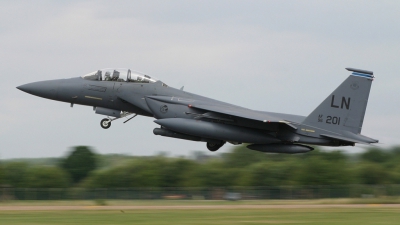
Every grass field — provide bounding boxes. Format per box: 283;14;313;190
1;208;400;225
2;199;400;224
0;197;400;207
2;198;400;206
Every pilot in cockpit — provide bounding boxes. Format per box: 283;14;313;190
97;70;102;81
104;71;111;81
111;70;120;81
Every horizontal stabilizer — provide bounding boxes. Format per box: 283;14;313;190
321;133;378;145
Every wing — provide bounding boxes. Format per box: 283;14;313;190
191;103;298;129
146;96;301;131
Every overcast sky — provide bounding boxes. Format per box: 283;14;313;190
1;0;399;159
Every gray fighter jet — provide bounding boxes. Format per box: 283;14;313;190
17;67;378;153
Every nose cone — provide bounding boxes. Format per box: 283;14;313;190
17;80;62;100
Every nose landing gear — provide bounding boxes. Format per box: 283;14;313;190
100;112;137;129
100;118;111;129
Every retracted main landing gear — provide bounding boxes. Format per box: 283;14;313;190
100;112;137;129
206;141;226;152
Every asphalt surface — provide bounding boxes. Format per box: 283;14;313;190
1;204;400;211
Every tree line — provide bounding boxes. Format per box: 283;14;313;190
1;145;400;188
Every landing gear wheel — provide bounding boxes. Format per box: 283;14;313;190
100;118;111;129
207;142;224;152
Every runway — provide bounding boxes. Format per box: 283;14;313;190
1;204;400;211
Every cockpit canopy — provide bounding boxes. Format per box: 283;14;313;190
82;68;159;84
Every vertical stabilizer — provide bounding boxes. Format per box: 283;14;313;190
303;68;374;134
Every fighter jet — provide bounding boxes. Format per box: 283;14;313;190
17;67;378;153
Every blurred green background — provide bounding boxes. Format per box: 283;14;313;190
2;145;400;200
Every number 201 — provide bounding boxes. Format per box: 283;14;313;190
326;116;340;125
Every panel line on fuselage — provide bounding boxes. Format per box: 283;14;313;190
85;96;103;100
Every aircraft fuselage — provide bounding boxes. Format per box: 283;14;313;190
17;67;378;153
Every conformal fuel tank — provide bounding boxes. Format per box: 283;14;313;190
154;118;280;144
